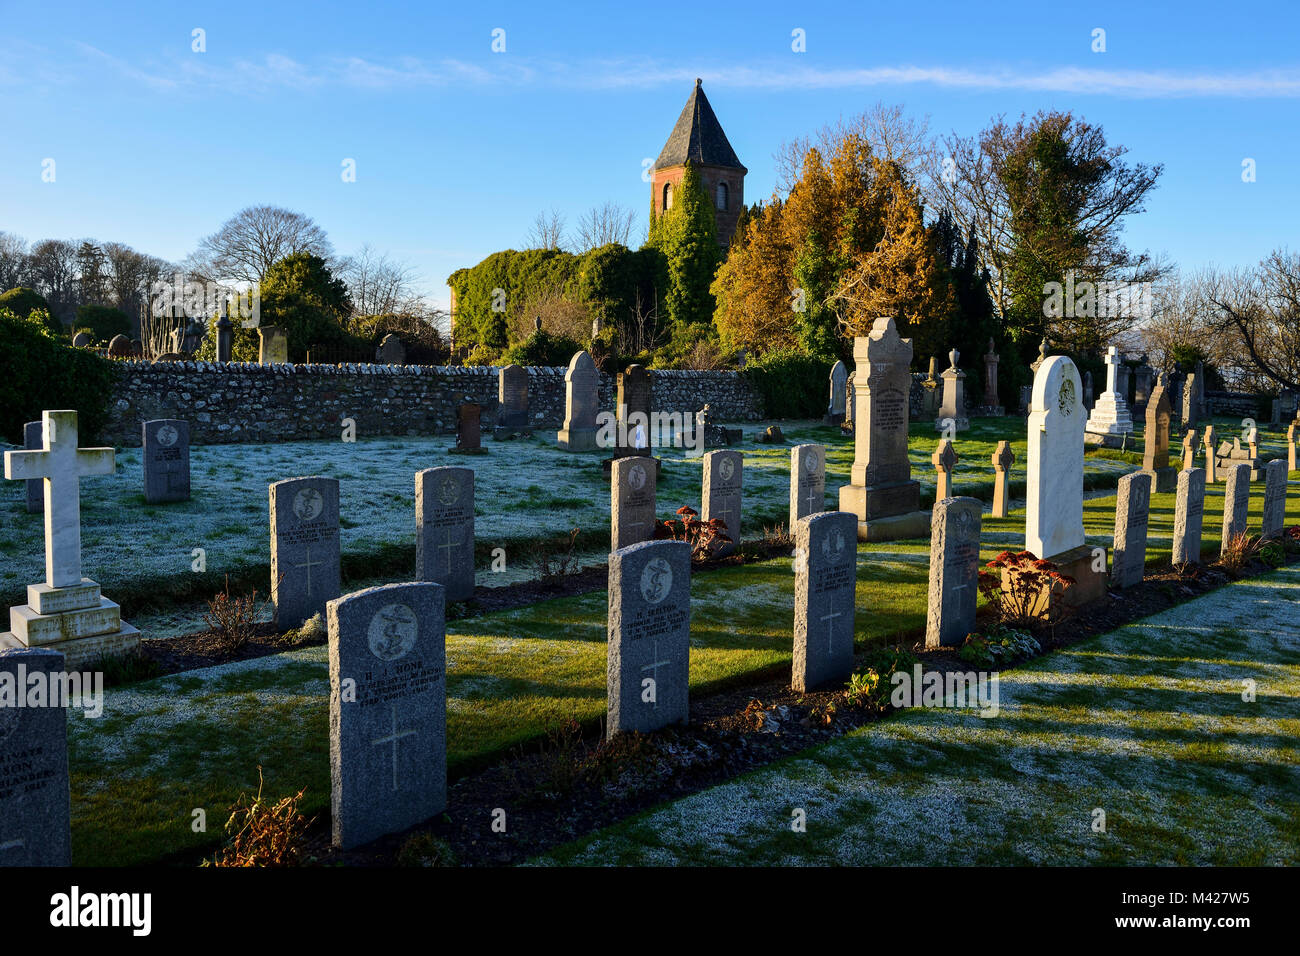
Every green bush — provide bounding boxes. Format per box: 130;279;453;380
742;347;834;418
0;288;61;336
499;329;583;368
75;303;132;343
0;308;119;443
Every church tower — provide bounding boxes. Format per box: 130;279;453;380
651;79;747;249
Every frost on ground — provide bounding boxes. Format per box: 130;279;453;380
537;565;1300;867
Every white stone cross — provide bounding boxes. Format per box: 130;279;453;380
294;546;323;596
3;410;114;589
438;528;458;571
1104;346;1121;394
371;702;418;792
640;641;672;709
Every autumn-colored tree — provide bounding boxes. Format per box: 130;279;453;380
711;200;796;353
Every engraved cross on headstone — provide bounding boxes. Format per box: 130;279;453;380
820;608;842;654
437;528;458;571
371;702;418;792
640;640;672;710
294;546;323;596
3;410;115;588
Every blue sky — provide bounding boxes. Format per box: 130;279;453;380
2;0;1297;309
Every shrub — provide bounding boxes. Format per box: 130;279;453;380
959;624;1041;667
1218;531;1262;575
0;287;60;334
75;303;132;342
742;347;835;418
0;307;119;444
205;767;313;867
977;550;1074;629
204;577;264;652
499;329;584;368
654;505;733;559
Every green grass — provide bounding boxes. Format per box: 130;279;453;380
537;565;1300;866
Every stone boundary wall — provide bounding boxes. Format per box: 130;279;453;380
100;362;765;447
1205;390;1268;420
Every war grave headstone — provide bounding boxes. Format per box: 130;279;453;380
702;450;743;555
611;456;658;552
1140;374;1177;493
2;410;141;668
838;317;930;541
792;511;857;692
824;360;848;425
1220;463;1251;554
0;647;71;867
1171;468;1207;566
925;497;983;649
270;476;342;627
1084;346;1134;446
1111;472;1152;589
789;444;826;529
1026;356;1107;609
415;467;475;601
991;441;1015;519
932;439;957;501
22;421;41;514
258;325;289;365
936;349;970;431
1261;459;1288;539
329;581;446;850
556;350;600;451
142;419;191;504
606;540;691;738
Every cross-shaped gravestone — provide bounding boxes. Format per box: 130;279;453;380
371;702;419;792
991;440;1015;518
932;439;958;501
3;410;114;589
1182;430;1200;471
1203;425;1218;482
294;546;323;596
639;641;672;709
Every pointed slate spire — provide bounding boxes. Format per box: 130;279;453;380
654;80;747;172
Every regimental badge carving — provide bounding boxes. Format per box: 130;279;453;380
627;464;647;492
437;475;461;506
820;527;847;558
367;603;418;661
156;424;179;447
292;487;324;522
953;506;975;537
640;557;673;605
803;450;819;474
1058;378;1077;415
717;456;736;483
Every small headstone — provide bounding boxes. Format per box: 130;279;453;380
142;419;190;504
375;333;406;365
616;365;653;455
71;332;90;348
758;424;785;444
215;315;233;363
606;540;691;738
611;456;657;552
258;326;289;365
455;403;482;452
702;450;743;554
789;444;825;529
107;334;131;358
824;360;848;425
328;581;446;850
936;349;969;431
557;351;600;451
792;511;857;691
1182;369;1200;429
1111;472;1152;589
991;441;1014;518
22;421;42;514
497;364;529;428
1203;425;1218;483
1181;429;1200;472
1261;459;1288;539
0;647;71;866
269;476;342;628
1140;373;1176;493
924;497;983;649
1220;463;1251;554
415;467;475;601
931;439;957;501
1172;468;1207;566
1083;371;1095;410
1132;361;1153;418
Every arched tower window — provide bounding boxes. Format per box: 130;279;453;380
716;182;729;211
662;182;673;212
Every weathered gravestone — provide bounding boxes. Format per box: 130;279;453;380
1182;368;1201;429
1111;471;1152;589
824;360;848;425
0;647;71;866
454;403;483;452
615;364;654;455
415;467;475;601
702;450;743;555
71;332;90;348
556;350;600;451
375;333;406;365
789;443;825;528
991;441;1015;518
838;317;929;541
328;581;446;850
142;419;191;504
1140;374;1177;493
22;421;41;514
1203;425;1218;483
1083;371;1095;411
1172;468;1206;566
978;338;1004;416
936;349;969;432
107;334;131;358
1261;459;1288;539
611;456;657;552
1085;346;1134;444
931;439;957;502
1181;429;1200;472
258;325;289;365
925;496;983;649
269;476;341;627
2;410;141;668
919;357;941;420
1220;463;1251;554
215;314;233;363
496;364;529;430
1288;422;1298;473
792;511;857;692
1026;356;1106;607
606;539;691;738
843;372;856;434
1132;360;1153;418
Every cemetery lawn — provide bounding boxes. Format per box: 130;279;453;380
65;475;1299;866
5;414;1261;621
538;563;1300;866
